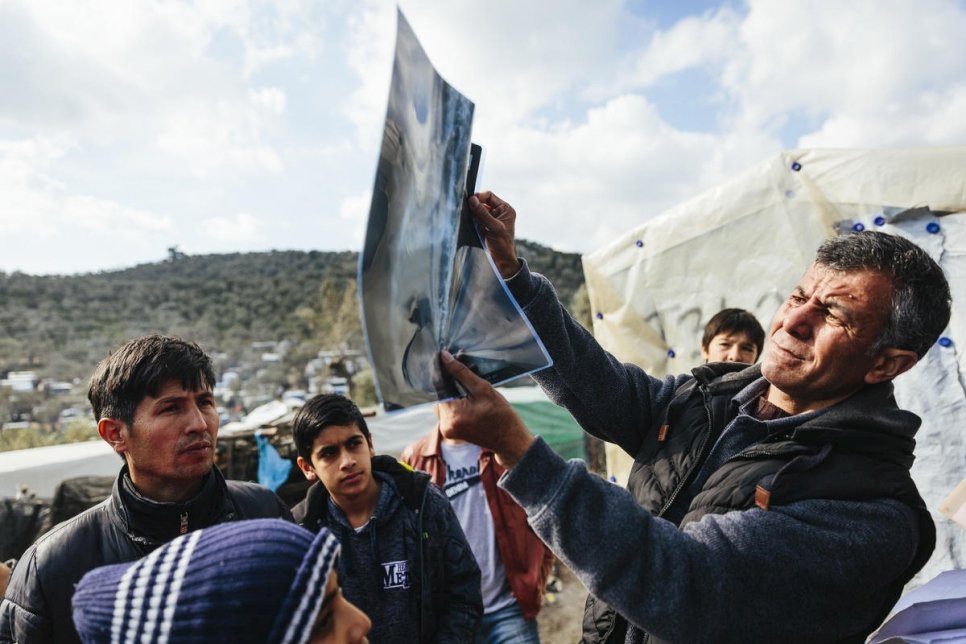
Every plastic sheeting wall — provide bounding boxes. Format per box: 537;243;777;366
581;146;966;587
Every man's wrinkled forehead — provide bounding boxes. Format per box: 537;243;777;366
794;263;893;318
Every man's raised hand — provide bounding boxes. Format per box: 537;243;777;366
436;351;534;468
468;191;519;279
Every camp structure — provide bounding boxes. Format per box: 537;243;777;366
580;146;966;587
0;385;585;562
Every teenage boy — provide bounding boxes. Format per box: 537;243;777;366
293;393;482;644
0;334;292;644
700;308;765;364
402;429;553;643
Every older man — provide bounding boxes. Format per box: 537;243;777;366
437;191;949;643
0;335;292;644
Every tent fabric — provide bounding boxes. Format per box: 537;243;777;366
0;440;120;499
580;146;966;588
512;401;585;461
366;385;586;460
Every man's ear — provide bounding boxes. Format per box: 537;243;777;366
865;347;919;384
296;456;318;481
98;418;128;455
700;345;710;362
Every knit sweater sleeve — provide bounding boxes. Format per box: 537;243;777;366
500;438;918;643
507;260;689;456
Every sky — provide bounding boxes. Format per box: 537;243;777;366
2;0;966;275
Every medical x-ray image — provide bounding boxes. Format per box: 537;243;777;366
359;10;551;410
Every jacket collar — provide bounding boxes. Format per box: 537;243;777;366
109;465;231;547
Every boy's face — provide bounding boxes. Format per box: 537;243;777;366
702;331;760;364
297;423;376;502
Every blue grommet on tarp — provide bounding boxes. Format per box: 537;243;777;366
873;216;886;226
938;336;953;348
635;239;644;248
791;161;802;171
852;222;865;232
667;349;676;358
595;312;603;320
927;222;941;234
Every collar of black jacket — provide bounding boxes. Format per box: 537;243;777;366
111;465;227;547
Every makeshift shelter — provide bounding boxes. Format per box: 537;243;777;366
0;440;119;499
580;146;966;587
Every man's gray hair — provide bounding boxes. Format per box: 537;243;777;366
815;231;951;359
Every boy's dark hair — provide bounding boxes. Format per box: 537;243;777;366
87;334;216;427
293;393;371;462
701;308;766;356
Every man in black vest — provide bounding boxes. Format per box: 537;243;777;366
0;334;292;644
436;191;949;643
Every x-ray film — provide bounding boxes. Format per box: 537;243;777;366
359;10;551;411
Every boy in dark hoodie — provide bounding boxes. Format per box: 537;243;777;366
292;393;482;644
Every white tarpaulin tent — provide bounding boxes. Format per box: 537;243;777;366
0;440;120;498
581;146;966;587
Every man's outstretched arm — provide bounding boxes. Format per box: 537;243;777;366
436;352;918;643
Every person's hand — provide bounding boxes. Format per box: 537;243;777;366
468;191;519;279
436;351;534;468
0;561;11;599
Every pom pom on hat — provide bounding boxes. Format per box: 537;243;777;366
72;519;340;644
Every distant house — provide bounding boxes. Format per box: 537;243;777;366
1;371;37;392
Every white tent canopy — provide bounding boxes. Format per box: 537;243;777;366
0;440;120;499
581;146;966;587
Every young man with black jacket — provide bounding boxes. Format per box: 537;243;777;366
292;393;482;644
435;191;949;643
0;334;292;644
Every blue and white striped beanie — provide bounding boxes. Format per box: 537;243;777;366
72;519;340;644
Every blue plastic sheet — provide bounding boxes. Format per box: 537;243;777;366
255;434;292;492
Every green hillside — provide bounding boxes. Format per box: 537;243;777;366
0;241;589;445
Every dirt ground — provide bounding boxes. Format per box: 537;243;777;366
538;561;585;643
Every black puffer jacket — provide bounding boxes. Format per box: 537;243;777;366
0;466;291;644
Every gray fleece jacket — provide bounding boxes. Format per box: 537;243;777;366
498;260;926;643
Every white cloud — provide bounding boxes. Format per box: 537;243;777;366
0;136;174;274
250;87;287;114
201;212;263;243
3;0;966;274
62;195;171;236
482;95;779;252
612;8;742;91
339;190;372;221
719;0;966;143
337;190;374;249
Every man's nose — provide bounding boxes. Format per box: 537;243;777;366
185;404;208;433
783;302;817;339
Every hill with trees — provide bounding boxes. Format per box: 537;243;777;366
0;241;589;449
